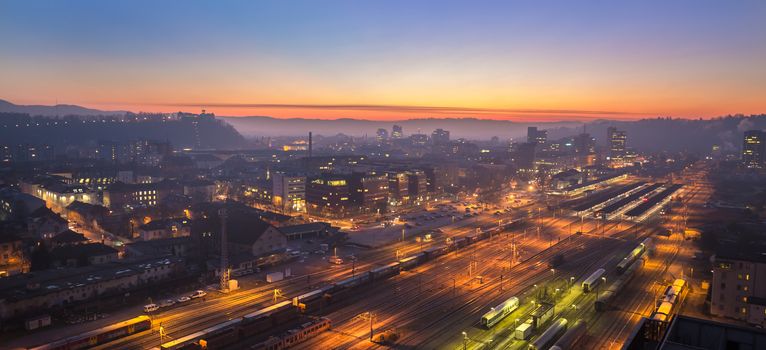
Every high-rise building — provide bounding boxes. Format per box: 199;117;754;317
431;128;450;145
349;171;389;213
391;125;403;139
527;127;547;145
742;130;765;168
306;175;351;218
710;247;766;326
513;142;538;171
376;128;389;143
607;127;627;160
272;173;306;213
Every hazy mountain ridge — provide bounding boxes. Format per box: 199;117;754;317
2;99;765;154
0;99;127;117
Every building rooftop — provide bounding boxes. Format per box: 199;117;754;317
50;243;118;261
0;256;184;301
660;315;766;350
50;229;88;244
715;243;766;264
138;217;190;231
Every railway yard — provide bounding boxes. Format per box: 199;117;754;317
19;163;714;350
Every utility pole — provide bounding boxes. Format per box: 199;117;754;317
359;312;376;341
219;208;229;292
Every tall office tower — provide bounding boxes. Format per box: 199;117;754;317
376;128;389;143
742;129;765;168
431;128;450;145
574;133;595;154
391;125;403;139
607;126;627;160
527;126;547;145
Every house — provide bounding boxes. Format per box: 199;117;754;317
102;180;183;211
279;222;337;240
0;256;186;323
137;218;191;241
27;207;68;239
0;233;28;277
0;188;45;221
182;179;216;204
192;203;287;258
49;230;88;247
50;243;119;268
126;237;192;259
65;201;109;230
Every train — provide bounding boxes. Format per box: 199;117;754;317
156;301;298;350
29;315;151;350
250;317;331;350
149;220;522;349
480;296;520;328
581;268;606;293
529;318;567;350
595;258;643;312
616;238;652;274
651;279;686;322
550;319;586;350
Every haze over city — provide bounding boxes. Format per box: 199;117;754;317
1;2;766;350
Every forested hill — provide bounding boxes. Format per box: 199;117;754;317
0;112;246;150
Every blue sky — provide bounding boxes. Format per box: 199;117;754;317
1;1;765;120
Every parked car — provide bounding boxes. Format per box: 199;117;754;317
191;290;207;299
143;304;159;313
159;299;176;308
177;296;191;303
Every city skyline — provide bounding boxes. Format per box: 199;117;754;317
2;1;766;121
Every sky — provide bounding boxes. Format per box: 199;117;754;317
1;0;765;121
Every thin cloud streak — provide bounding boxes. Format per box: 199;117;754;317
147;102;651;119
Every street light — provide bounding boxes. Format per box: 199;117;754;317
462;331;468;350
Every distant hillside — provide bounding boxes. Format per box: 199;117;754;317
548;115;766;154
222;115;582;140
0;99;127;117
0;113;246;150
